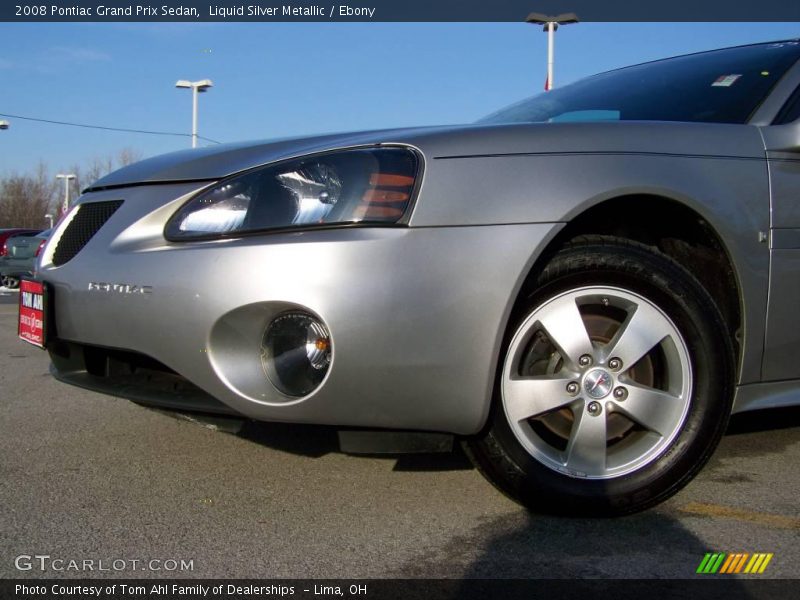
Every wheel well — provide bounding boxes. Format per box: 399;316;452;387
531;195;742;347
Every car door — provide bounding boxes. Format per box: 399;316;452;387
760;86;800;380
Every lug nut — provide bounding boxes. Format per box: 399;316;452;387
587;401;602;416
613;386;628;401
608;357;622;371
579;355;593;368
566;381;579;396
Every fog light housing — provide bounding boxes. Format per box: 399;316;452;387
261;311;332;397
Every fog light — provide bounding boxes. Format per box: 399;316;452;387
261;311;332;397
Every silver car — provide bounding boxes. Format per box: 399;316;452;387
30;40;800;515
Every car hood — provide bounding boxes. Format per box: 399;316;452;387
86;126;457;190
87;121;766;191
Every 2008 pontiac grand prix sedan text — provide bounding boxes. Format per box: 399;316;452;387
23;40;800;515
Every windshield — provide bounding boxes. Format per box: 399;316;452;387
481;41;800;125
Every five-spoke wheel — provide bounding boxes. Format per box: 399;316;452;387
502;286;691;479
466;236;734;516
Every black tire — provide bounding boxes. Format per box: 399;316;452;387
465;235;735;516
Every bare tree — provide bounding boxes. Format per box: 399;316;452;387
117;147;141;167
71;147;142;193
70;157;112;197
0;148;143;227
0;163;58;228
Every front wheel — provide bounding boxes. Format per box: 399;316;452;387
466;236;734;516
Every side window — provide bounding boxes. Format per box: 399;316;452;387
775;85;800;124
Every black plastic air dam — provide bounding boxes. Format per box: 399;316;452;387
48;340;239;415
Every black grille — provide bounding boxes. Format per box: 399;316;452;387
52;200;124;266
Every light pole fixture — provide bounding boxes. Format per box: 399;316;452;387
44;213;54;228
55;174;76;215
526;12;578;91
0;120;9;130
175;79;213;148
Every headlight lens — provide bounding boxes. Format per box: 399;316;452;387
261;311;332;397
166;147;418;240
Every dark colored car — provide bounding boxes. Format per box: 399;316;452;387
1;229;50;288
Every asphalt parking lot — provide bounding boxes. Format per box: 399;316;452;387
0;290;798;580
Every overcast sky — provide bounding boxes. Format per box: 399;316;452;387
1;22;799;174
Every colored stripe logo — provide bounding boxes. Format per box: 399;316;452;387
696;552;774;574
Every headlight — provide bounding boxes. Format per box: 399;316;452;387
166;147;419;240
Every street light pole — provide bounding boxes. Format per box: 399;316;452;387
192;85;199;148
175;79;214;148
55;174;76;215
0;120;9;130
547;21;555;90
526;13;579;91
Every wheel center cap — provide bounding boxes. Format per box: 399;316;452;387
583;368;613;399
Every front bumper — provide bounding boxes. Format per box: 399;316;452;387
40;183;559;435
